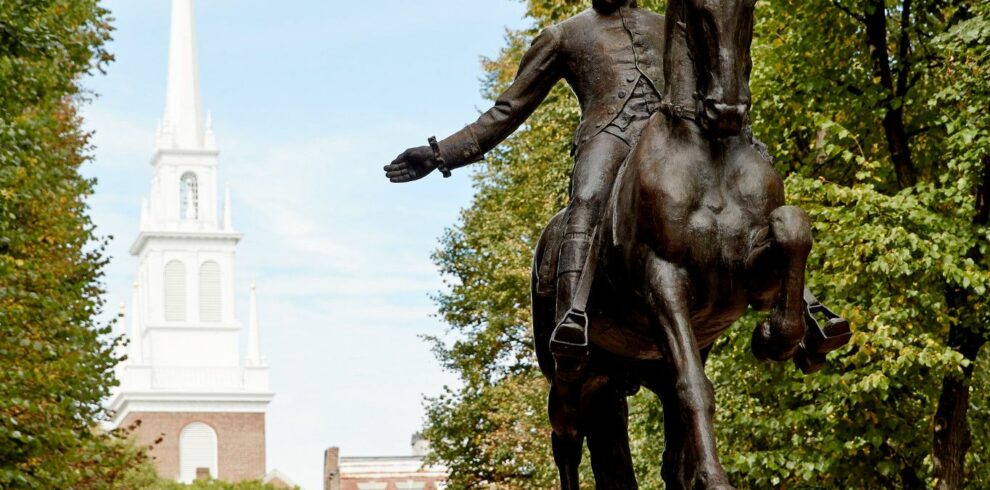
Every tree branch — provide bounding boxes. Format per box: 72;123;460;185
830;0;866;22
896;0;913;99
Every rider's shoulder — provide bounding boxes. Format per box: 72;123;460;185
628;7;665;26
550;7;664;38
555;9;601;31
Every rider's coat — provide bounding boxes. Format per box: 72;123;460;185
437;6;665;166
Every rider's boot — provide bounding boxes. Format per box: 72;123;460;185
550;232;592;378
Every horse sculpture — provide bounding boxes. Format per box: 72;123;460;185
531;0;851;488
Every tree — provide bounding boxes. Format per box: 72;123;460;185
424;0;990;488
136;477;295;490
0;1;147;488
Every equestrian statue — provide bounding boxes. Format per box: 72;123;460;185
384;0;852;488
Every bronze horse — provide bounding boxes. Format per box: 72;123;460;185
532;0;850;488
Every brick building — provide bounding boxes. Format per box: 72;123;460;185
323;436;448;490
108;0;273;483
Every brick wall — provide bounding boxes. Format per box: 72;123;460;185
121;411;265;482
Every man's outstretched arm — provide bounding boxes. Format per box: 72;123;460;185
385;25;564;182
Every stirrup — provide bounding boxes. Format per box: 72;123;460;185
803;297;852;356
550;309;589;359
795;293;852;374
551;309;589;384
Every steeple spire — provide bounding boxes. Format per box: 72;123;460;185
162;0;205;149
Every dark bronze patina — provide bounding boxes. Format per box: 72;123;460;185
385;0;851;488
385;1;665;352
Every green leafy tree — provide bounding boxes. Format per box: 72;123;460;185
0;1;150;488
424;0;990;488
138;477;295;490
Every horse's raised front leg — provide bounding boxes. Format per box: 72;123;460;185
751;206;812;362
644;255;733;490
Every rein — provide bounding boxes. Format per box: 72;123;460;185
658;100;698;121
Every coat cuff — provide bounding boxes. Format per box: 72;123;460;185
439;126;484;169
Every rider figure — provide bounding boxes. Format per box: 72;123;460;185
385;0;664;361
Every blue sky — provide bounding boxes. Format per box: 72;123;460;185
83;1;530;488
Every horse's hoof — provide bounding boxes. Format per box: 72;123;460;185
751;320;800;362
695;471;735;490
794;345;827;375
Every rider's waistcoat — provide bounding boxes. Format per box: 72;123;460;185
604;76;662;147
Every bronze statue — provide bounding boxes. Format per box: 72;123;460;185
384;0;664;357
385;0;852;488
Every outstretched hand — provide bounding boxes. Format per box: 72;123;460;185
384;146;437;183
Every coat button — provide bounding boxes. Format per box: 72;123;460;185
626;76;636;83
618;92;626;98
595;123;602;128
608;107;616;115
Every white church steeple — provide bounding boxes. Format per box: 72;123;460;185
161;0;205;150
110;1;272;482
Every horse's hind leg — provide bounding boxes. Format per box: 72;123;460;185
643;254;733;490
751;206;812;362
585;379;637;489
549;386;584;490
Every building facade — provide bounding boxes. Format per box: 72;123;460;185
108;0;273;483
323;437;448;490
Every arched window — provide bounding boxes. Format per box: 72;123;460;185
180;172;199;220
164;260;187;322
178;422;218;483
199;261;221;322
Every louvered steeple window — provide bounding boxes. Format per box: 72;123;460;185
199;261;221;322
164;260;187;322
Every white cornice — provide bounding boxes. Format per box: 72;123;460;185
130;230;242;255
109;391;273;426
152;147;220;162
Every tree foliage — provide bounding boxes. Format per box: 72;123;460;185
0;1;148;488
131;476;296;490
424;0;990;488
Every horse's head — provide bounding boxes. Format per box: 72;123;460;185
684;0;756;137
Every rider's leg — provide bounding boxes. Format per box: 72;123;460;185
553;133;630;345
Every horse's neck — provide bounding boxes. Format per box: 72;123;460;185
662;0;699;110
